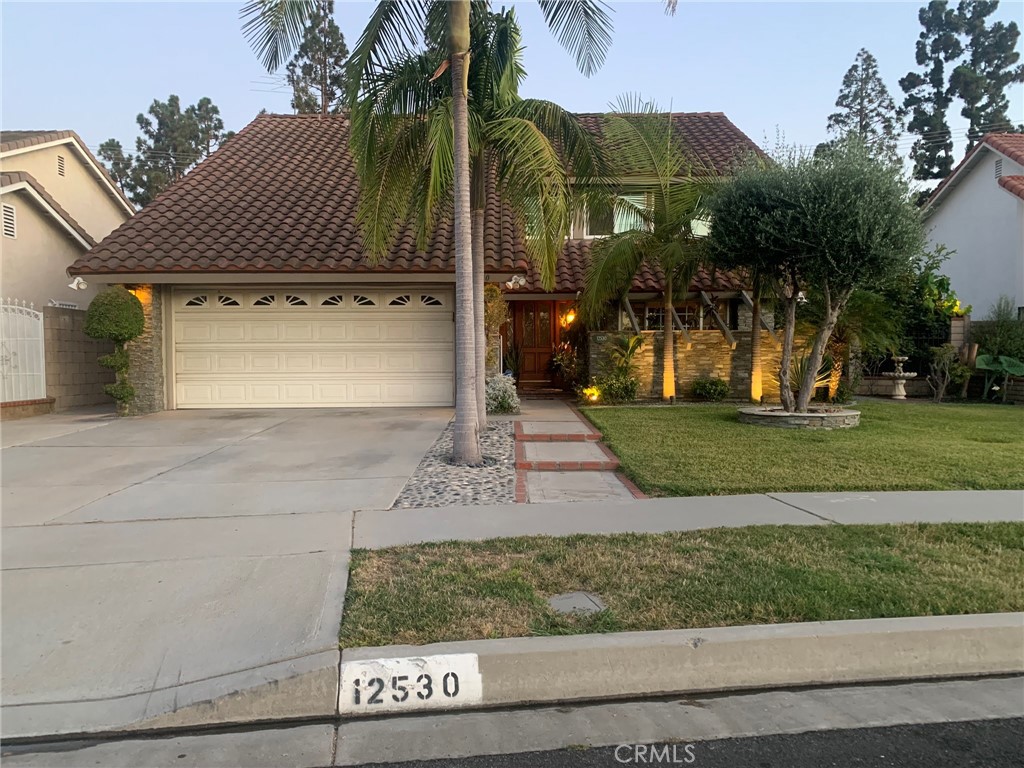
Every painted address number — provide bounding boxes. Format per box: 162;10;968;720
339;653;482;715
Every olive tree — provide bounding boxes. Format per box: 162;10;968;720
706;139;923;412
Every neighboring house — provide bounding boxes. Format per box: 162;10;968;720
1;131;136;414
1;130;135;308
69;112;772;413
923;133;1024;320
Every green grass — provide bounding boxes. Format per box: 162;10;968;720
339;523;1024;647
581;400;1024;497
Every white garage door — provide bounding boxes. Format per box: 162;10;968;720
172;287;454;408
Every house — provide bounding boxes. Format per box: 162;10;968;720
68;112;778;413
1;130;135;308
923;133;1024;320
1;130;136;415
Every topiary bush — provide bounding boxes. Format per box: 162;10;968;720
84;286;145;411
692;377;730;401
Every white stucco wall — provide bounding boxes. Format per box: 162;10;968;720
926;151;1024;318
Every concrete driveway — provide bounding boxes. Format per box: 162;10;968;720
1;407;450;738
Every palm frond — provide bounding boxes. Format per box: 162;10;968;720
346;0;429;104
536;0;614;77
355;115;430;261
486;116;572;289
240;0;317;73
580;229;651;326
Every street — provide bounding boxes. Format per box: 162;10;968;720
3;677;1022;768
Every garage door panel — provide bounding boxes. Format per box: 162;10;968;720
173;288;454;408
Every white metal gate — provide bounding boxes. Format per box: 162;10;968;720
1;300;46;402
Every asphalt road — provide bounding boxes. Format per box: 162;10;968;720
355;719;1024;768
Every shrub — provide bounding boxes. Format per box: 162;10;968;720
485;374;521;414
973;296;1024;361
607;334;644;376
927;344;971;402
84;286;144;343
692;377;730;401
597;371;639;404
84;286;145;410
833;380;854;405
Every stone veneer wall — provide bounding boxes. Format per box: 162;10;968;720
43;307;115;410
124;284;166;415
589;328;788;401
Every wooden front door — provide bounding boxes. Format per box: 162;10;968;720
514;301;556;387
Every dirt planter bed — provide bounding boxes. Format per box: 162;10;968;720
738;406;861;429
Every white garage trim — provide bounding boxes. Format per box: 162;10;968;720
170;286;454;408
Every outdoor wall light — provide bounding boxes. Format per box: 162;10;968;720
560;309;577;328
68;276;88;290
504;275;527;290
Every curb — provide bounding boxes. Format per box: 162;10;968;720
338;613;1024;717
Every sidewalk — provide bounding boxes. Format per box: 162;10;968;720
352;489;1024;548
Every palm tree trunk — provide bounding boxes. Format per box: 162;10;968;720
749;294;762;402
472;152;487;429
662;282;675;401
450;1;481;464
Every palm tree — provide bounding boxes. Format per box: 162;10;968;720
580;96;716;402
243;0;675;462
348;8;605;428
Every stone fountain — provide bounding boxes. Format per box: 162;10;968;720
882;355;917;399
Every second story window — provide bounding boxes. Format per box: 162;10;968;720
578;192;650;238
57;155;66;177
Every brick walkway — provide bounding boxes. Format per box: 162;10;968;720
512;399;644;503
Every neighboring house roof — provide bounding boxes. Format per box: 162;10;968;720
70;112;758;294
924;133;1024;213
1;170;97;248
997;175;1024;202
0;129;135;215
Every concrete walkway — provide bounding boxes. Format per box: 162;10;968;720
352;489;1024;548
513;399;637;503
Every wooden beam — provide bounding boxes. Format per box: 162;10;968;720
740;290;780;347
621;297;641;334
701;290;737;349
670;307;693;350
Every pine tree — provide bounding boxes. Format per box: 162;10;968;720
285;0;349;115
900;1;962;181
99;95;232;207
827;48;904;159
97;139;133;194
949;0;1024;148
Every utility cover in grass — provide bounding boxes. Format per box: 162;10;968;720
548;591;607;615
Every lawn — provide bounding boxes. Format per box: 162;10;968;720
339;523;1024;647
581;400;1024;497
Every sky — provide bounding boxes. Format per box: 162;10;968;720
2;0;1022;172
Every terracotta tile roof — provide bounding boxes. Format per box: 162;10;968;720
520;238;746;294
573;112;765;173
1;130;73;152
1;170;96;247
925;133;1024;211
997;175;1024;201
72;114;530;277
70;112;758;294
985;134;1024;166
